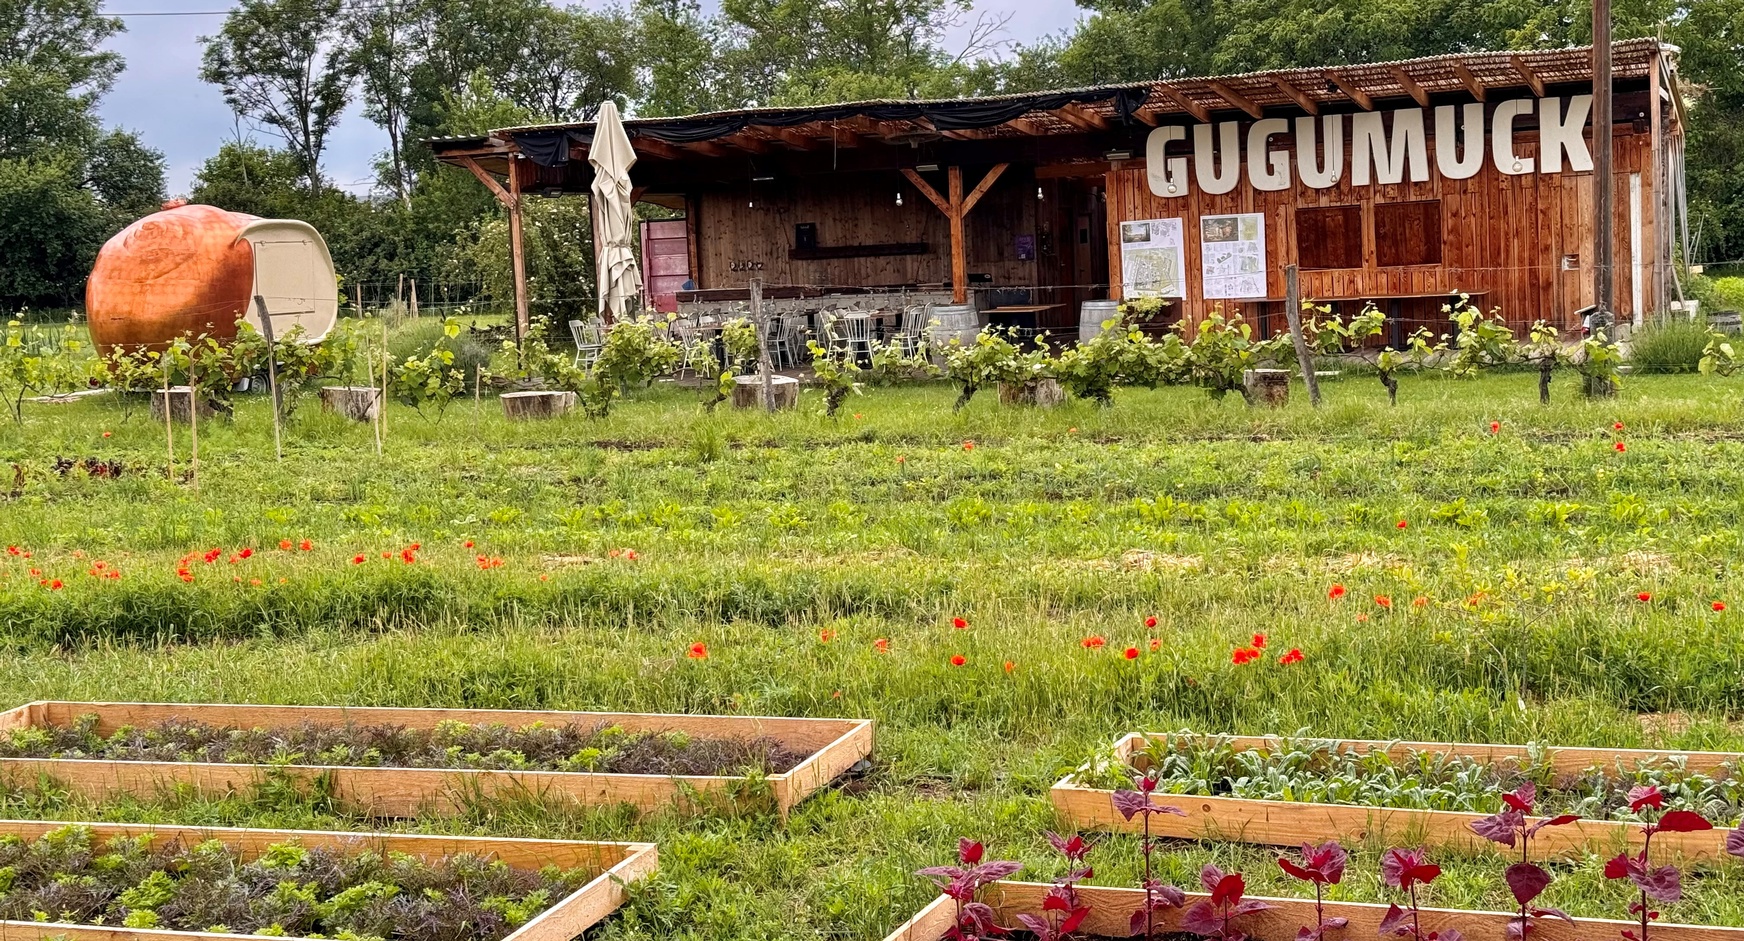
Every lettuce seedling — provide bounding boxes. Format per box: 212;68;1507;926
1602;786;1713;941
1278;841;1349;941
1379;848;1460;941
1468;782;1580;940
1114;771;1188;939
1182;864;1272;941
917;838;1023;940
1014;832;1097;941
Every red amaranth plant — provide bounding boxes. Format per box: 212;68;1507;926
1114;771;1188;939
1379;848;1460;941
1602;786;1713;941
1014;832;1096;941
1181;864;1271;941
1277;841;1348;941
1468;782;1580;940
917;838;1023;940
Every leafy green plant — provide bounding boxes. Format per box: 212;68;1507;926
1518;320;1567;405
1575;331;1624;399
1120;295;1170;324
941;328;1049;411
807;340;862;418
1058;324;1186;406
385;318;468;419
688;317;760;411
1629;318;1712;374
1445;297;1517;379
1699;332;1742;376
867;338;938;386
0;321;88;422
1177;310;1289;402
592;316;680;394
1336;305;1441;406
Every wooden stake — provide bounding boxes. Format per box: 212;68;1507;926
507;156;531;346
368;346;382;457
379;318;390;445
409;278;419;319
1593;0;1615;324
254;296;283;460
1283;265;1321;407
354;282;363;317
188;377;199;492
751;278;774;412
162;358;174;482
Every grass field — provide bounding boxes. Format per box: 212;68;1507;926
2;367;1744;939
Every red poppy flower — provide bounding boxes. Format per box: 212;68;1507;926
1251;633;1266;649
625;549;639;561
1122;646;1140;660
1279;648;1304;664
688;642;708;659
1328;584;1346;600
203;549;221;564
249;578;262;587
1374;595;1393;609
4;547;17;556
401;548;416;564
1396;520;1408;529
1355;613;1370;623
46;579;62;590
1003;660;1016;673
352;555;366;565
299;539;312;551
238;547;253;560
1614;421;1625;431
831;689;842;698
952;617;968;629
950;654;967;667
1150;638;1162;652
1081;635;1106;649
1144;615;1158;628
1232;647;1260;665
895;455;906;464
962;441;974;450
1412;596;1428;607
102;431;112;438
279;539;293;551
1067;427;1078;434
873;637;890;654
1636;592;1652;602
819;629;836;643
1489;421;1500;434
464;540;474;548
1615;441;1627;453
1713;601;1726;612
381;552;390;558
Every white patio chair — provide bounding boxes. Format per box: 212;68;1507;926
569;319;604;369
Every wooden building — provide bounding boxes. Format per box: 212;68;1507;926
431;39;1687;339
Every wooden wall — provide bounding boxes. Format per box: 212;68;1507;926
1105;103;1669;335
693;166;1038;292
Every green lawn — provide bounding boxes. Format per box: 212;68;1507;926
1;372;1743;938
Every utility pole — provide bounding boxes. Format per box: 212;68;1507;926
1592;0;1615;334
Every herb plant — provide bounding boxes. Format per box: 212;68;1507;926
1181;864;1271;941
1602;785;1713;941
917;838;1022;941
1467;782;1579;939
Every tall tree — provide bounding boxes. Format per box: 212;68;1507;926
347;0;422;204
200;0;355;192
509;6;641;122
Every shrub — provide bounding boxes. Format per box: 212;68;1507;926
1629;317;1712;374
388;319;490;382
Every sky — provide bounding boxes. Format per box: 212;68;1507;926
95;0;1085;198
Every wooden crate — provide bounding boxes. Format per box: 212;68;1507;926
1050;733;1742;860
884;882;1744;941
0;702;874;819
0;819;656;941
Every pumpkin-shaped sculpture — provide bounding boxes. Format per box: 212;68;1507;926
86;202;338;354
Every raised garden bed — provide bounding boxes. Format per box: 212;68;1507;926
883;882;1744;941
1051;733;1743;860
0;702;873;819
0;819;655;941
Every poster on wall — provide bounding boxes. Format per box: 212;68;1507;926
1199;213;1267;299
1119;218;1185;298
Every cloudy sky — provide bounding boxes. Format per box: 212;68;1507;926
95;0;1085;196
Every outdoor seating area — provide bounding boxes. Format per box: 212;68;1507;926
665;292;948;369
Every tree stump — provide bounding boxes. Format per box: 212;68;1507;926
997;378;1065;407
731;375;798;410
501;390;576;420
1244;369;1291;408
149;386;214;424
320;386;381;422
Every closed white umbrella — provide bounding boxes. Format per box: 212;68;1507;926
589;100;642;322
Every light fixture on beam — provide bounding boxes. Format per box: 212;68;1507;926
915;163;940;173
540;186;564;199
1104;149;1134;161
751;174;775;182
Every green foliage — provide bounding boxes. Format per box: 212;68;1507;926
806;339;862;418
1178;310;1289;401
866;337;938;386
1057;324;1186;406
1699;333;1742;376
1445;296;1517;378
1575;331;1625;396
941;328;1053;411
0;320;88;421
385;318;467;418
593;317;680;394
1631;317;1716;374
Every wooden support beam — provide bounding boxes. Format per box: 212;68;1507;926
1054;103;1109;131
1131;106;1160;127
1271;78;1319;116
506;156;530;344
1006;117;1048;136
1205;80;1264;119
1323;72;1374;111
762;127;818;151
717;132;769;154
948;167;966;305
960;163;1009;216
1511;54;1546;97
1451;62;1488;102
816;123;863;148
1154;86;1212;124
680;139;732;158
1389;66;1430;108
630;137;684;161
900;169;952;215
456;156;514;208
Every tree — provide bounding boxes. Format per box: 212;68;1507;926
347;0;422;204
508;6;640;122
200;0;356;192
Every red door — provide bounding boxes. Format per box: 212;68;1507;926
640;219;690;313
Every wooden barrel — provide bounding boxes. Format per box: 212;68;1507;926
1079;300;1121;342
929;304;980;349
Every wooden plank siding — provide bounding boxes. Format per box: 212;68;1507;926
693;167;1039;293
1105;103;1664;337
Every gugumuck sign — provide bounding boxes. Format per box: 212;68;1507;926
1145;96;1595;197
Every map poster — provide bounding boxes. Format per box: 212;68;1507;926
1118;218;1185;298
1199;213;1267;299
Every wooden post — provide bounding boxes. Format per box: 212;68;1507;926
1592;0;1615;327
1283;265;1320;407
368;350;382;457
380;318;390;444
409;279;419;319
507;155;531;346
750;278;774;412
188;374;198;492
253;295;283;461
948;167;967;305
354;283;363;317
161;358;174;482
